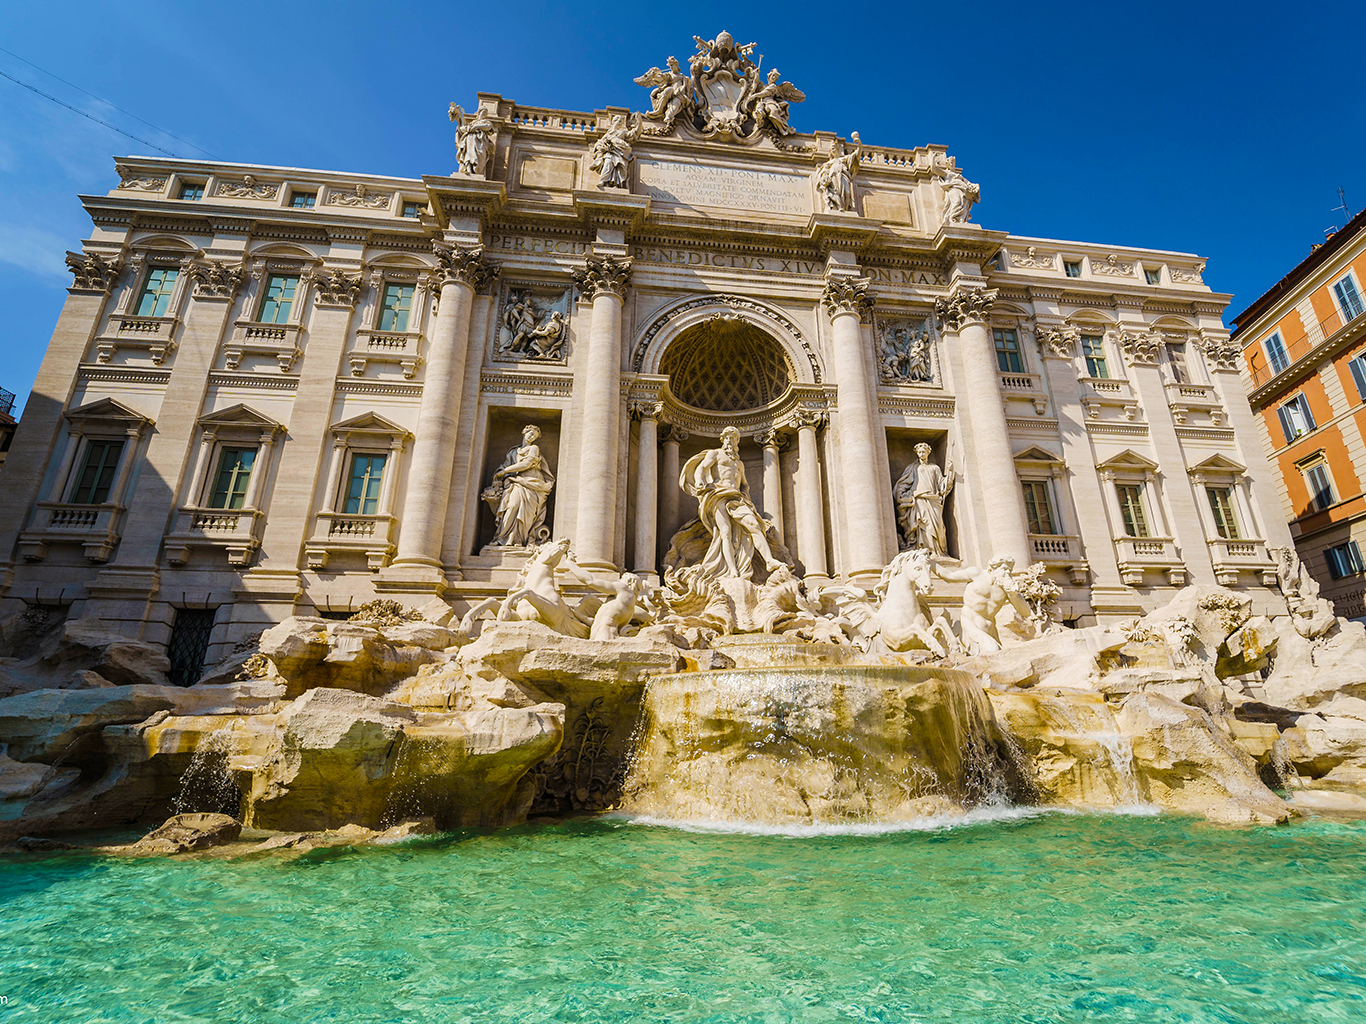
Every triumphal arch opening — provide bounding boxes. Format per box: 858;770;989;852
0;29;1294;678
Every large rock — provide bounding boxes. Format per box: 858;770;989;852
114;812;242;855
0;617;173;698
1260;617;1366;711
622;666;1031;825
256;617;447;696
241;687;563;831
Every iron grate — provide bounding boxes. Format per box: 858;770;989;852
167;607;217;687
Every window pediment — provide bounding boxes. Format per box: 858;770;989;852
1095;449;1160;473
66;397;153;428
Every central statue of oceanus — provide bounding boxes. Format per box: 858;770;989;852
678;426;784;581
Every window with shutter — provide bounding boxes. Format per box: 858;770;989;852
1349;353;1366;402
1265;332;1289;374
1116;484;1150;538
1333;274;1365;321
1206;487;1240;539
70;440;125;504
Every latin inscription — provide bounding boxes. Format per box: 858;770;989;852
489;234;591;256
637;159;810;216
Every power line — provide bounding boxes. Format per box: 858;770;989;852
0;68;179;157
0;45;216;158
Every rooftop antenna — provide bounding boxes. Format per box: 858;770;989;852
1327;186;1352;238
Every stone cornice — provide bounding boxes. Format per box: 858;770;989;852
422;175;506;229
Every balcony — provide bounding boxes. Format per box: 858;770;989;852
349;330;423;379
17;502;126;563
1114;534;1186;587
1164;381;1224;425
998;371;1048;415
1027;533;1090;584
1079;377;1141;422
224;320;302;372
94;313;180;365
165;506;265;566
1247;306;1365;389
1207;537;1277;587
304;512;397;570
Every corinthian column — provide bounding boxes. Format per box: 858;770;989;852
792;410;828;579
823;276;891;579
658;424;687;555
936;286;1031;568
631;401;660;576
571;255;632;569
388;242;497;583
755;429;788;544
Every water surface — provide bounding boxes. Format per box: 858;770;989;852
3;812;1364;1023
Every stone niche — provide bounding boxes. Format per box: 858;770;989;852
886;429;957;559
473;408;563;553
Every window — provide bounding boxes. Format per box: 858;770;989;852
1326;540;1365;579
1206;487;1240;539
1265;332;1289;374
257;273;299;324
70;439;125;504
1081;334;1109;378
167;607;216;687
1116;484;1150;538
1022;481;1057;535
289;191;316;209
994;328;1024;373
1277;394;1316;443
1333;273;1365;322
1064;260;1082;278
209;447;257;509
177;181;205;201
1144;267;1161;285
378;283;415;332
1304;462;1336;512
343;453;386;514
1167;342;1192;383
1348;352;1366;402
401;201;425;219
135;267;179;317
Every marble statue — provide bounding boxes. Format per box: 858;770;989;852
634;57;694;132
871;548;958;656
814;134;861;213
938;161;980;225
893;444;955;554
678;426;784;581
497;537;592;637
590;114;640;189
932;556;1038;655
449;104;498;178
746;68;804;136
483;425;555;547
589;572;645;641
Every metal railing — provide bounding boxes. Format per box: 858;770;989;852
0;386;14;417
1247;306;1361;388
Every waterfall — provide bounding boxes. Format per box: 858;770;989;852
172;726;242;817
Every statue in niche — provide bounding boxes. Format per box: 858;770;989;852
938;159;980;225
483;425;555;547
879;322;933;384
932;556;1039;656
677;426;785;581
634;56;695;132
746;68;804;136
499;290;569;361
449;104;498;178
893;443;955;554
590;114;641;189
814;133;862;213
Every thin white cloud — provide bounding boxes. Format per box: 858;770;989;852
0;222;73;278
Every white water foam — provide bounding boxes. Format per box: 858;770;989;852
605;804;1155;838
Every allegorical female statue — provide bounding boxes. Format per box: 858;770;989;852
893;443;955;555
483;425;555;547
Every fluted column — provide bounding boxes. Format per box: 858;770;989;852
659;424;686;557
756;429;787;543
793;409;828;578
631;401;660;576
823;276;891;578
389;242;497;578
572;255;632;569
936;286;1031;568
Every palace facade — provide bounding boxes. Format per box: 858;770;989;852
0;40;1293;682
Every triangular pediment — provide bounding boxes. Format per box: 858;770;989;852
1095;449;1160;472
65;397;152;425
330;411;410;437
198;403;284;431
1014;445;1063;464
1190;453;1247;474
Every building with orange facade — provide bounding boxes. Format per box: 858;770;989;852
1232;207;1366;621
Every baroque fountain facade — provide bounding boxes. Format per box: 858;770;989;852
2;31;1366;846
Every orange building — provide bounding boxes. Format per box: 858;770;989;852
1232;207;1366;621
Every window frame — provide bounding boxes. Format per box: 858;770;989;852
133;265;181;318
177;180;205;201
400;200;426;219
1115;482;1151;538
207;446;259;511
1144;267;1162;285
1264;331;1290;374
68;438;127;505
1326;540;1365;579
1021;479;1058;536
342;450;388;515
993;327;1025;373
1205;486;1241;540
1332;271;1366;323
1080;333;1110;379
1347;351;1366;403
377;281;416;333
256;272;301;325
1277;393;1316;444
1063;260;1082;278
288;190;317;209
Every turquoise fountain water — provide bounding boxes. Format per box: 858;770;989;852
4;813;1365;1022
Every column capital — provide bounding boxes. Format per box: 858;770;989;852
65;250;122;293
659;423;689;445
933;286;998;331
431;241;500;292
1037;323;1079;359
821;275;873;321
573;254;633;299
188;259;246;301
755;429;790;451
628;399;662;421
1111;325;1161;366
791;407;828;431
313;268;364;309
1194;332;1240;371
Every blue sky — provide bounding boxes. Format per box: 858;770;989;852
2;0;1363;415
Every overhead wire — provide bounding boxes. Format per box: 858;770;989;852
0;68;180;157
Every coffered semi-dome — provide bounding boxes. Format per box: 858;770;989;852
660;319;793;412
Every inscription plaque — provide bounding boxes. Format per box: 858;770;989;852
637;160;810;216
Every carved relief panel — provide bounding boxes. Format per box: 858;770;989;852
494;283;573;364
874;316;936;386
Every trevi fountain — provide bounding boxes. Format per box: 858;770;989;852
1;30;1364;1024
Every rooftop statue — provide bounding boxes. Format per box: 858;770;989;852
448;103;498;178
814;134;862;212
936;157;980;225
589;114;641;189
634;30;805;141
